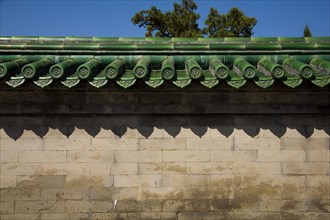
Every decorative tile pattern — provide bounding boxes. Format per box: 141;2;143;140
0;37;329;89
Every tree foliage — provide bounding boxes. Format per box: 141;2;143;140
203;7;257;37
131;0;257;38
131;0;202;37
303;24;312;37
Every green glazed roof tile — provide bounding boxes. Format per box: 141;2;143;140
225;71;246;89
38;36;66;41
11;36;39;41
61;72;80;88
116;71;136;89
200;70;219;89
145;38;172;42
251;37;278;42
119;37;145;42
145;70;164;88
278;37;306;43
173;70;191;88
5;74;25;88
311;75;330;88
34;74;53;88
0;36;329;89
89;71;108;88
172;38;198;42
253;71;275;89
65;36;93;42
224;37;251;42
197;38;224;42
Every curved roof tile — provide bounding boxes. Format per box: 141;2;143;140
0;37;329;89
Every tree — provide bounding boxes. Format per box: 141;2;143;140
203;7;257;37
131;0;257;38
303;25;312;37
131;0;202;38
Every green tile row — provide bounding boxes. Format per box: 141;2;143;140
1;36;329;43
0;42;329;51
1;56;329;89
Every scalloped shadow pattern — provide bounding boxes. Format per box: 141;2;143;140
1;115;328;140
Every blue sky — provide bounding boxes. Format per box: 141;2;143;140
0;0;329;37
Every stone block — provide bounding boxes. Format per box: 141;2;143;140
89;187;130;200
162;200;210;211
41;188;89;201
306;176;330;201
44;138;91;151
0;151;18;163
114;175;162;187
307;176;330;188
211;150;258;162
163;150;209;162
258;176;306;200
15;201;64;213
65;175;113;188
92;138;138;151
67;128;91;139
115;151;162;162
19;151;66;163
227;211;282;220
140;212;161;220
42;128;67;139
63;163;90;176
93;128;118;139
186;138;231;150
186;162;233;174
185;187;222;200
0;214;40;220
307;150;330;162
257;162;282;175
210;199;259;211
64;201;93;213
162;174;209;187
282;162;329;175
114;200;161;212
0;187;40;201
138;187;184;200
234;162;258;175
90;163;112;175
16;175;66;188
139;138;186;150
40;213;69;220
67;213;89;220
160;212;178;220
90;213;114;220
235;135;281;150
1;139;43;151
280;212;330;220
92;201;114;212
258;150;305;162
0;200;15;213
281;137;329;150
112;187;138;200
0;175;16;188
67;150;114;163
139;162;186;175
111;163;138;175
178;211;228;220
35;163;88;176
259;199;283;211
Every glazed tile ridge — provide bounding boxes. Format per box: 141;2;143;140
0;36;329;89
